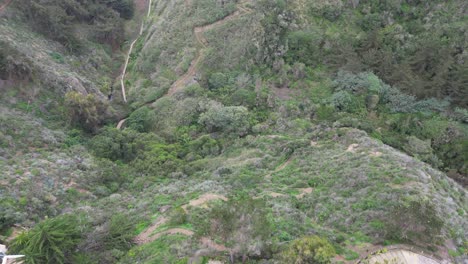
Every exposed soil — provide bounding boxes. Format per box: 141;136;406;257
182;193;228;212
134;217;168;245
295;187;313;199
265;155;294;179
117;0;253;128
200;237;230;252
167;4;252;96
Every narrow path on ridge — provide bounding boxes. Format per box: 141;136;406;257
117;0;252;128
120;0;153;103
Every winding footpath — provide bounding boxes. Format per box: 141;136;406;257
117;1;252;128
120;0;153;103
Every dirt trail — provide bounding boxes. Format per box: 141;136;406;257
200;237;230;252
134;217;168;244
265;155;294;179
181;193;228;212
0;0;13;12
167;6;251;96
120;0;153;103
116;118;127;129
117;1;252;128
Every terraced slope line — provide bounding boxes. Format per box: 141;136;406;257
167;4;251;96
265;155;294;179
120;0;153;103
0;0;13;12
181;193;228;212
134;217;168;245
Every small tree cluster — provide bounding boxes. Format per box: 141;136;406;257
65;91;109;133
280;235;336;264
198;105;252;136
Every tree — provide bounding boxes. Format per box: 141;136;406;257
198;105;252;136
65;91;109;133
280;236;335;264
10;215;85;264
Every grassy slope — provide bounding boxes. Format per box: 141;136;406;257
0;0;467;263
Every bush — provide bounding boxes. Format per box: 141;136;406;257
90;127;146;161
386;198;444;244
332;71;380;95
10;214;85;264
126;106;152;132
280;235;336;264
198;105;252;136
331;91;363;113
169;207;187;225
380;86;417;113
103;214;135;251
208;72;229;90
65;91;109;133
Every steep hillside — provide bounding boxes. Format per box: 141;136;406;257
0;0;467;263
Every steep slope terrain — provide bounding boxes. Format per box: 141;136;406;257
0;0;467;263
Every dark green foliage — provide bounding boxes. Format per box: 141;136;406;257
126;106;152;132
208;72;229;90
90;127;150;161
189;135;222;157
198;105;252;136
286;30;323;66
0;198;21;233
10;215;85;264
0;42;33;80
255;0;293;64
65;92;110;133
103;214;135;251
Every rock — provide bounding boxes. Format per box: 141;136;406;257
65;76;88;95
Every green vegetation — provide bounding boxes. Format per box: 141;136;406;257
14;0;134;51
0;0;467;263
10;215;85;264
280;235;336;264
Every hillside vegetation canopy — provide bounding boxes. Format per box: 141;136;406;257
0;0;467;263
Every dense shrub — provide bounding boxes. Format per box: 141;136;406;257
198;105;252;136
126;106;152;132
65;91;109;133
103;214;135;251
90;127;146;161
331;91;362;113
280;235;336;264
